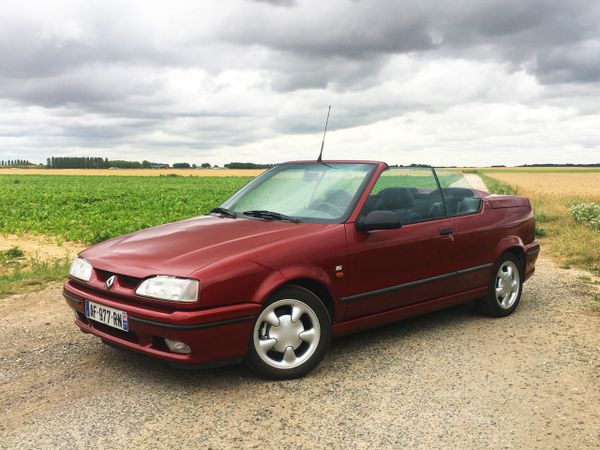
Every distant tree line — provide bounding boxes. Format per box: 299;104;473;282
388;163;433;168
44;157;278;170
224;162;273;169
47;157;110;168
518;163;600;167
46;157;166;169
1;159;32;166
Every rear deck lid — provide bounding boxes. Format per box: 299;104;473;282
484;195;530;209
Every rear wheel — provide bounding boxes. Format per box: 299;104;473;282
245;286;331;380
480;253;523;317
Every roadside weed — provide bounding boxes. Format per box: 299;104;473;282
0;256;71;298
568;202;600;231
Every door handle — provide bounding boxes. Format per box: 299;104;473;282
439;226;454;236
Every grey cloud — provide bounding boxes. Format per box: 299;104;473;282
266;53;387;92
226;0;600;86
0;0;599;165
0;68;161;108
0;18;176;80
251;0;297;6
535;40;600;84
225;2;435;60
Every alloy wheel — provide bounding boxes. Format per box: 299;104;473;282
495;260;520;309
253;299;321;369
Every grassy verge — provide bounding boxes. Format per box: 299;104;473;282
477;173;600;277
592;294;600;313
0;246;70;298
464;168;600;173
478;174;516;195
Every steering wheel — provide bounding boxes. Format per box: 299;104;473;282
311;200;344;216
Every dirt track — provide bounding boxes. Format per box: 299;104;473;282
0;234;83;262
1;256;599;449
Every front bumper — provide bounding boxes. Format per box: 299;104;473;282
63;281;260;366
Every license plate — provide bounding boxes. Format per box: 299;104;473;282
85;300;129;332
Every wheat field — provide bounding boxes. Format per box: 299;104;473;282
483;170;600;275
485;172;600;201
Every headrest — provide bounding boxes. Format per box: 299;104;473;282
379;187;415;210
444;188;474;200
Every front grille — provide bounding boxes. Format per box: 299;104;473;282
73;280;130;302
95;269;142;289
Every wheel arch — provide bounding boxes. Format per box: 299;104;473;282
496;236;526;273
253;274;337;323
281;278;335;322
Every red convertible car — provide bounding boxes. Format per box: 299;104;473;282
64;161;540;379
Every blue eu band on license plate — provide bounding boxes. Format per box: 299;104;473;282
85;300;129;332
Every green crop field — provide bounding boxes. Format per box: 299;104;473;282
1;169;599;298
0;170;460;245
0;175;253;244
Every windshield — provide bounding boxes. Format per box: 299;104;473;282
221;163;375;222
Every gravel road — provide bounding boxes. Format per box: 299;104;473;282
1;256;599;449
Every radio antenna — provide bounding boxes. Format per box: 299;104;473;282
317;105;331;162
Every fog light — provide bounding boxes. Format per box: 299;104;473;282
164;338;191;354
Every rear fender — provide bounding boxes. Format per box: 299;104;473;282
495;235;525;262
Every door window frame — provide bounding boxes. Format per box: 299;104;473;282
356;167;483;224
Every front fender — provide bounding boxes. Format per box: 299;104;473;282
249;269;288;303
278;264;334;287
251;263;343;321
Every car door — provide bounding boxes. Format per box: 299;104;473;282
434;169;496;292
341;168;460;321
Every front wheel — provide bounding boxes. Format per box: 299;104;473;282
480;253;523;317
245;286;331;380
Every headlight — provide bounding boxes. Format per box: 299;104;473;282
135;276;199;302
69;257;93;281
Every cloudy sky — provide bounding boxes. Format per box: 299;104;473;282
1;0;599;166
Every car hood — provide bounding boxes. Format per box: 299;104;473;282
80;216;326;278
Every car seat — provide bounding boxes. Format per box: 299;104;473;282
378;187;422;224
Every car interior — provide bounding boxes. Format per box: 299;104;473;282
361;186;483;224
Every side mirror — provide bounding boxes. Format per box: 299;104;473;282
355;210;402;232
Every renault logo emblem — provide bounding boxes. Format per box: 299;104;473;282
105;275;116;290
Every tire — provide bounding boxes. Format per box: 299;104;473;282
480;252;523;317
245;285;332;380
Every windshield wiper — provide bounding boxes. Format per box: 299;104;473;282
243;210;300;223
210;207;237;219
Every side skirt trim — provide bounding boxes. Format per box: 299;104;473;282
339;263;493;304
333;286;488;337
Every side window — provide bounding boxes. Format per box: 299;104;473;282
363;168;444;225
435;169;482;217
